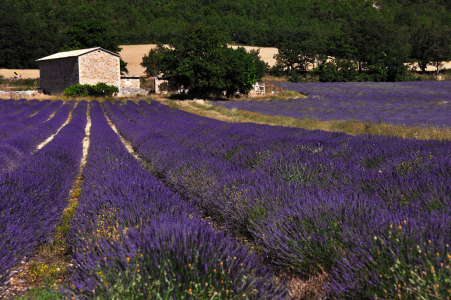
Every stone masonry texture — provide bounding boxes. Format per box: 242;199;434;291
120;78;140;89
39;57;79;94
79;50;120;87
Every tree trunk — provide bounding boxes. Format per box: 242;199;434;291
418;62;427;73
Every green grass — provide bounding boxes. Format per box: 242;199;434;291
16;283;64;300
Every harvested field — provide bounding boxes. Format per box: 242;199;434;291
119;44;279;76
2;45;450;78
0;69;40;79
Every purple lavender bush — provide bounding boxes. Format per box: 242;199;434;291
64;101;288;299
0;101;86;291
0;101;74;173
216;81;451;127
111;100;451;299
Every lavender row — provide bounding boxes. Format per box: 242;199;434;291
0;101;74;173
113;101;451;299
0;99;35;120
0;100;62;142
215;81;451;127
0;101;87;291
0;100;48;125
125;101;451;217
65;101;286;299
0;99;18;114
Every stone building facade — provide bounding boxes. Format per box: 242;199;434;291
38;57;79;94
120;75;140;89
37;47;121;95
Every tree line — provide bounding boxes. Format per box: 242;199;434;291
1;0;451;81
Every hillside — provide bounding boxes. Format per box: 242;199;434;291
1;0;451;69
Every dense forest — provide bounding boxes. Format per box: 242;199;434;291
1;0;451;80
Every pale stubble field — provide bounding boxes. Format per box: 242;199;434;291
0;44;279;79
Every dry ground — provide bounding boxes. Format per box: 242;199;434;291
2;44;451;78
120;44;279;76
0;69;40;79
0;45;279;78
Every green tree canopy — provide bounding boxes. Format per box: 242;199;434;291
147;25;261;96
62;19;129;74
411;23;451;74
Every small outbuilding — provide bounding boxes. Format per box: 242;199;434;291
253;81;265;94
121;75;140;89
36;47;121;95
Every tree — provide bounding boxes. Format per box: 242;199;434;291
351;16;411;81
248;49;269;80
411;24;451;74
62;19;129;74
223;47;259;96
141;43;170;77
154;25;261;96
272;27;326;77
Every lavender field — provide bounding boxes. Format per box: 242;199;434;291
0;98;450;299
216;81;451;127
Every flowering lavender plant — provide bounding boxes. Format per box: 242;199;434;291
216;81;451;127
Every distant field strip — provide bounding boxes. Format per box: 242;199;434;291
1;44;279;78
215;81;451;128
174;100;451;141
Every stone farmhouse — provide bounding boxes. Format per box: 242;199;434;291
36;47;140;95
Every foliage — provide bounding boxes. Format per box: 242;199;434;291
274;27;326;73
248;49;269;81
62;19;121;53
155;25;261;96
63;83;119;97
159;81;169;92
411;23;451;74
62;19;128;74
312;58;359;82
2;0;451;77
140;43;170;77
1;0;451;83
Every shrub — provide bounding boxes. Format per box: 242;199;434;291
63;84;90;97
159;81;169;93
63;83;119;97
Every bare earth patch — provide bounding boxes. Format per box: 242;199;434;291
0;69;40;79
105;112;144;164
36;103;76;150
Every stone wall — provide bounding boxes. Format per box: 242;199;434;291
120;78;140;89
39;57;79;94
118;87;149;96
79;50;120;87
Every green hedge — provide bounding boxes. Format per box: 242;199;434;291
63;83;119;97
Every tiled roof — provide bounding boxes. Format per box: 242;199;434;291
36;47;121;61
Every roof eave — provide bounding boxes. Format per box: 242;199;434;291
36;47;121;62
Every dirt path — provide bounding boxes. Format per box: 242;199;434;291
148;99;330;299
105;112;145;165
36;104;75;151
